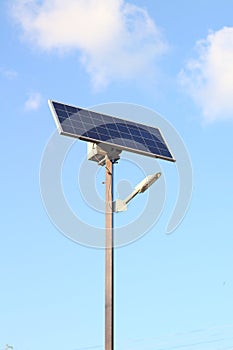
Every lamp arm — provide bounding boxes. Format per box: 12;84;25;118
123;189;140;205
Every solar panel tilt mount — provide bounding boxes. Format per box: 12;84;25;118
87;142;122;165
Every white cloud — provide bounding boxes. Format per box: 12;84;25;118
11;0;167;90
0;67;18;80
24;92;42;111
179;27;233;123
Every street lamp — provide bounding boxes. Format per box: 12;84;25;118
48;100;175;350
113;172;161;212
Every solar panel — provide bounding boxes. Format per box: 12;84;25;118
48;100;175;162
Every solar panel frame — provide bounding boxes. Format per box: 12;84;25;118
48;100;176;162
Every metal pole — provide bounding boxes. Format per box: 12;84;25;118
105;157;114;350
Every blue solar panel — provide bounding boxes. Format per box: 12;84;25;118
48;100;175;162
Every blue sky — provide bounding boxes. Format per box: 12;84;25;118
1;1;233;349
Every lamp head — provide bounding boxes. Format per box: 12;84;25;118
134;172;161;193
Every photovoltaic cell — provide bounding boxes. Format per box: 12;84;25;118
48;100;175;162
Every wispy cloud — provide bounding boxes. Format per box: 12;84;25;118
0;67;18;80
24;92;42;111
11;0;168;90
179;27;233;123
